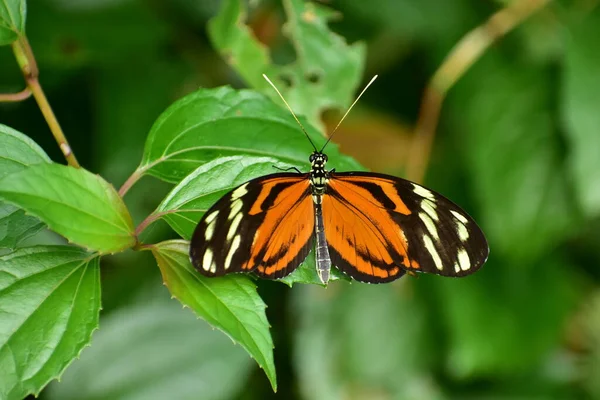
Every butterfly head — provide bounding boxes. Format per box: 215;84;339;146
309;151;328;167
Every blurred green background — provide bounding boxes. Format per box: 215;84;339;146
1;0;600;399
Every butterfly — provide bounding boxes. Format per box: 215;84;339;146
189;75;489;284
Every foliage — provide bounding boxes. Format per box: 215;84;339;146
0;0;599;399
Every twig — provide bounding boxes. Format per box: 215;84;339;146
406;0;552;183
118;169;144;197
11;36;80;168
0;87;31;102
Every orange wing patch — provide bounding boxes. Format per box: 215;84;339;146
245;180;314;278
322;178;410;283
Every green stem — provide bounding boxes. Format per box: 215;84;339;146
12;36;80;168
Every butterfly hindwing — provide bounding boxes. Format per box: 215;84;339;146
325;172;489;282
190;173;315;279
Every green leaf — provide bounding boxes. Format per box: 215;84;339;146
0;164;135;254
0;246;101;399
208;0;365;129
454;56;578;261
0;203;43;249
0;124;51;179
292;282;441;399
0;0;25;45
0;124;51;249
46;288;254;400
138;86;362;183
151;240;276;391
563;11;600;218
279;251;349;286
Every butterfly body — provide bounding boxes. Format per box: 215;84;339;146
189;151;489;284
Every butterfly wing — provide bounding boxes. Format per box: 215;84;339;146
190;173;315;279
323;172;489;283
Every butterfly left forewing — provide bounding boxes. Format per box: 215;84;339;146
190;173;315;279
327;172;488;279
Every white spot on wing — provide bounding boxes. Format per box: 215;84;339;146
205;210;219;224
423;235;443;271
202;249;213;272
231;183;249;200
457;248;471;271
419;212;439;241
227;213;243;241
421;200;439;221
451;210;469;224
225;235;241;270
457;223;469;241
229;199;243;219
205;221;216;241
413;184;435;200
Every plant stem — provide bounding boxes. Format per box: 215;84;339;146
406;0;551;183
0;87;31;102
11;36;80;168
118;169;144;197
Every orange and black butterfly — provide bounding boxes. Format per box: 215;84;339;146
189;76;489;284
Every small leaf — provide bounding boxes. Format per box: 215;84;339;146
138;86;362;183
0;0;26;45
0;203;43;249
563;11;600;218
279;251;349;287
208;0;366;129
0;246;101;399
151;240;276;391
0;124;50;249
0;164;135;254
46;288;253;400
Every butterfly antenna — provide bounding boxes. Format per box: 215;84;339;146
263;74;318;152
320;75;378;152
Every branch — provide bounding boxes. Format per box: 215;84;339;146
0;87;31;102
405;0;552;183
11;36;80;168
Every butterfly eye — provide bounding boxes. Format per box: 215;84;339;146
309;153;316;163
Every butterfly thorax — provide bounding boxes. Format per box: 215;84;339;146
309;151;329;199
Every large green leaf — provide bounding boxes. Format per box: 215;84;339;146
46;288;253;400
0;164;135;254
208;0;365;129
138;86;362;183
563;10;600;218
453;56;578;261
151;240;276;391
0;246;101;400
0;0;25;45
0;124;50;249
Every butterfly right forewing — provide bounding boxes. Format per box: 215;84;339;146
190;173;315;279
